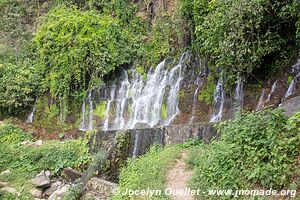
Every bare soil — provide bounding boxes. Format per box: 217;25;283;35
166;151;195;200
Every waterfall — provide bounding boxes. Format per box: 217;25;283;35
210;78;225;122
266;80;278;102
256;88;266;111
292;52;300;73
165;55;185;125
128;61;169;128
87;91;93;131
285;53;300;98
235;77;244;109
100;52;187;130
189;74;204;124
79;101;86;131
132;132;139;158
285;72;300;98
113;72;130;129
79;91;93;131
103;85;116;131
26;99;37;123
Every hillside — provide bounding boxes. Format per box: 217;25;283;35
0;0;300;199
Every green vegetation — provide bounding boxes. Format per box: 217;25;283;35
34;5;134;122
0;124;33;144
191;110;300;199
0;124;91;197
113;145;180;200
198;75;215;105
161;104;168;120
181;0;300;84
93;101;107;120
0;0;187;122
0;190;27;200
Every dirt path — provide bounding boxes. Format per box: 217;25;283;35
166;151;195;200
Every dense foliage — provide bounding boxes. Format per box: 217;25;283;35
181;0;300;83
191;110;300;199
0;0;187;121
0;0;42;116
34;5;136;121
113;145;180;200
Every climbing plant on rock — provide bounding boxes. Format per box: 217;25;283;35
34;5;134;122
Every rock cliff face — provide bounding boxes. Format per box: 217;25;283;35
90;123;217;158
173;56;300;125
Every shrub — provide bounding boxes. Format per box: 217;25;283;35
181;0;300;84
191;110;300;199
0;124;33;144
34;5;134;121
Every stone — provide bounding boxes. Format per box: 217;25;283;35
44;170;51;179
84;177;117;197
80;191;106;200
30;188;43;198
63;167;83;182
0;181;9;188
48;185;70;200
0;169;11;176
280;96;300;116
21;140;43;147
31;170;51;188
44;181;62;197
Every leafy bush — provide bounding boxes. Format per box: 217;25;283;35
0;54;40;115
113;145;180;200
34;5;134;121
191;110;300;199
181;0;300;84
0;124;33;144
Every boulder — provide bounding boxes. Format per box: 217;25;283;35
0;169;11;176
31;170;51;188
63;167;83;182
48;185;70;200
280;96;300;116
21;140;43;147
0;181;9;188
44;181;62;197
80;191;106;200
30;188;43;198
84;177;117;197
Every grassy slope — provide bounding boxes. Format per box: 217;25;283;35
0;124;91;199
113;145;181;200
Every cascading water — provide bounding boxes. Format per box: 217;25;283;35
103;85;116;131
234;77;244;110
285;52;300;98
113;72;130;129
79;91;94;131
26;99;37;123
79;101;86;131
87;91;93;130
266;80;278;102
210;78;225;122
100;52;187;130
285;72;300;98
164;57;185;125
189;74;204;124
132;132;139;157
256;88;266;111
